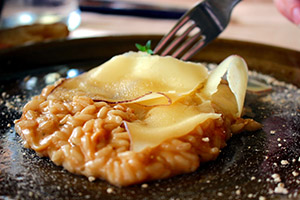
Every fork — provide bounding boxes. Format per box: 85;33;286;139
153;0;241;61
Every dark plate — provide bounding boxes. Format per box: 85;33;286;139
0;36;299;200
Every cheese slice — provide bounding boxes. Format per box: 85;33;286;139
125;101;221;152
202;55;248;117
51;52;208;106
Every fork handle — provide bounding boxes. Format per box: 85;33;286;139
205;0;242;26
208;0;242;10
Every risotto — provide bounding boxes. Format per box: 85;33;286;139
15;52;261;186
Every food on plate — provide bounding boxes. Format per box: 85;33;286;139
15;52;261;186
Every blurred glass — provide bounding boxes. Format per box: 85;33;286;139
0;0;81;31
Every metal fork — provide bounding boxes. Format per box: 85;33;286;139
153;0;241;61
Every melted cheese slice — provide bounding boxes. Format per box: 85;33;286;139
125;101;221;152
87;52;208;105
51;52;208;106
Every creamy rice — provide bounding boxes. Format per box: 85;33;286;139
14;81;260;186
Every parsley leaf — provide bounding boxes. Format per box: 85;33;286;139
135;40;154;55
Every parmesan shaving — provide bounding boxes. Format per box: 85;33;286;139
86;52;208;105
202;55;248;117
125;102;221;152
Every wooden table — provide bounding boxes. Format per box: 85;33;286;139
71;0;300;51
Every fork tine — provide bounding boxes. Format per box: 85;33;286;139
160;22;197;56
172;31;203;58
153;16;190;54
181;38;207;61
155;0;241;60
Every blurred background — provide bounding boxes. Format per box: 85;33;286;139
0;0;299;51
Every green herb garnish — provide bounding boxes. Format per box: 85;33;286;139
135;40;153;55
